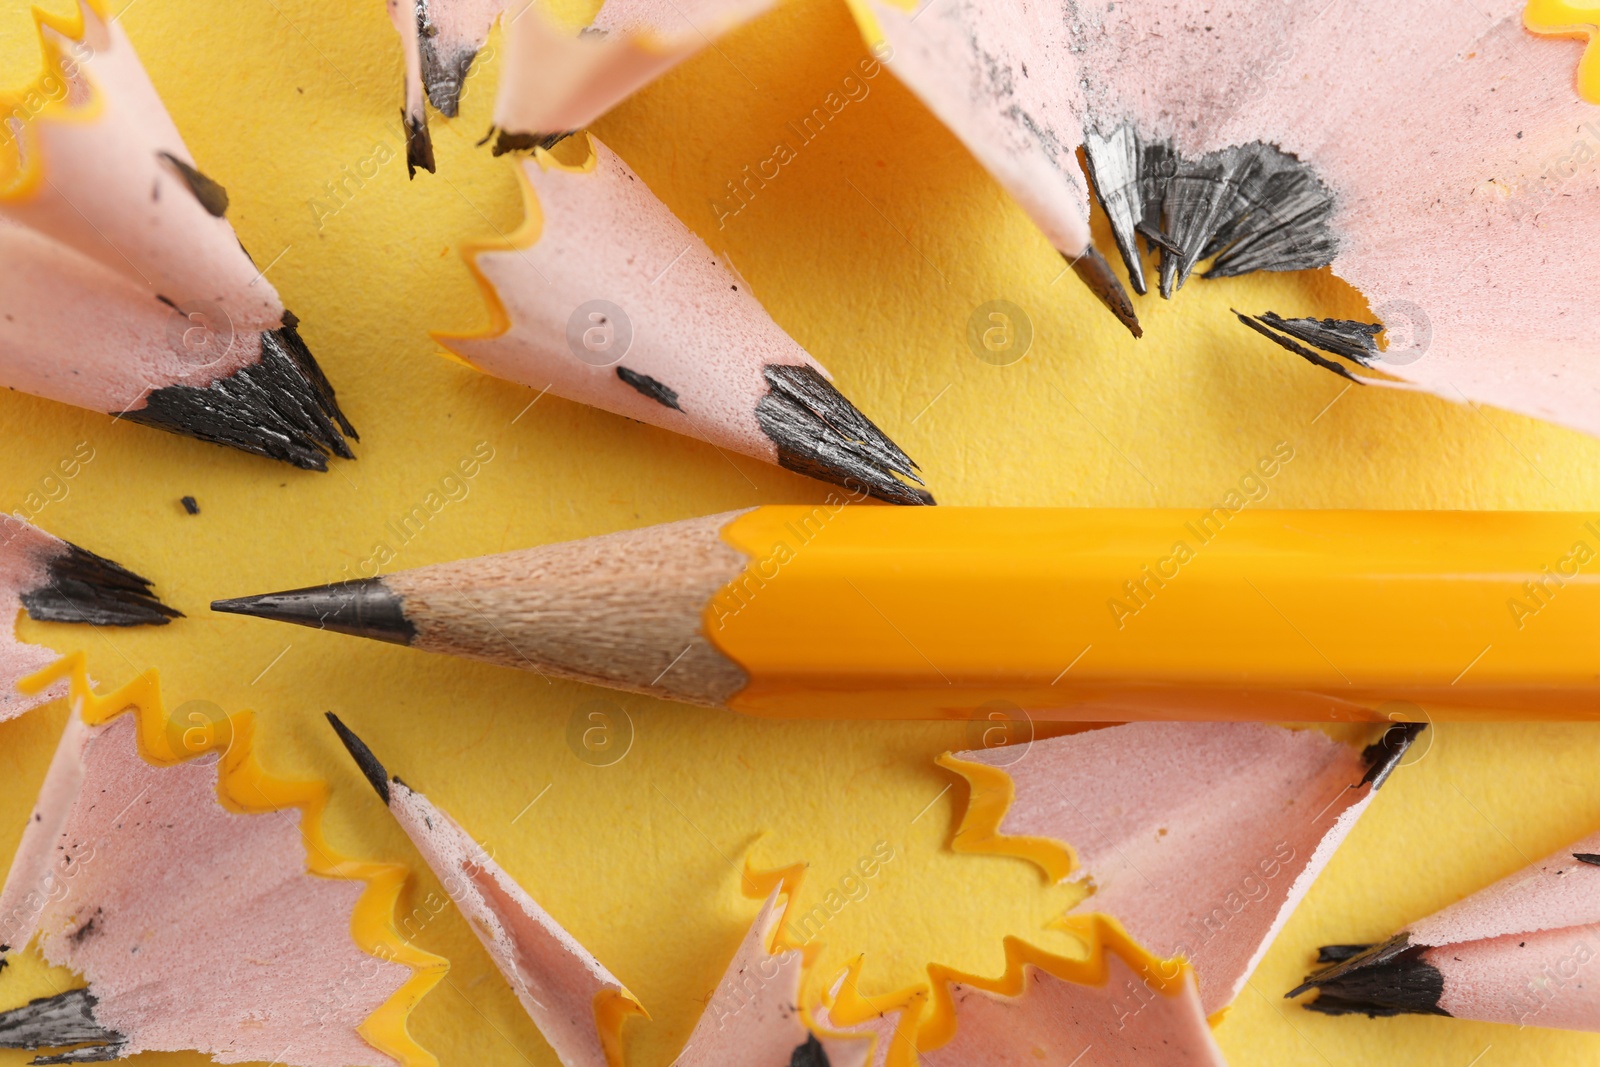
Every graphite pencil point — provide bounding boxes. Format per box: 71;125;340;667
325;713;392;805
211;578;416;646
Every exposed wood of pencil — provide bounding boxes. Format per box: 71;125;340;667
390;511;749;705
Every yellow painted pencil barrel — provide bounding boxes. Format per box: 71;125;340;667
707;507;1600;720
214;506;1600;721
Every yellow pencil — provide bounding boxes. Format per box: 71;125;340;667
212;506;1600;721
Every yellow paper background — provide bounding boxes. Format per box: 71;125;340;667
3;1;1600;1064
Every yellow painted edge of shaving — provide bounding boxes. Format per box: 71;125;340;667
746;848;1196;1061
815;954;929;1067
17;653;450;1067
594;986;649;1067
915;915;1195;1054
746;857;929;1065
936;751;1078;885
431;132;600;367
743;856;816;960
1526;0;1600;102
838;0;891;51
0;0;114;199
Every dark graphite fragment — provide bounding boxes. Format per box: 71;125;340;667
1253;313;1382;366
1234;310;1387;383
1287;932;1450;1019
615;366;682;410
489;128;573;157
0;988;125;1062
754;365;932;507
118;312;358;470
790;1034;831;1066
404;109;436;178
22;541;181;627
156;152;229;217
1083;123;1339;297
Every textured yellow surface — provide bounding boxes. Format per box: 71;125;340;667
2;1;1600;1065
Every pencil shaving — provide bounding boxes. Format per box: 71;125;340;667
0;658;445;1067
810;956;923;1067
490;0;775;152
1072;0;1600;433
387;0;510;175
816;918;1224;1067
845;0;1088;263
847;0;1150;334
943;721;1422;1015
441;138;928;503
849;0;1600;431
916;922;1226;1067
326;716;641;1067
0;0;357;468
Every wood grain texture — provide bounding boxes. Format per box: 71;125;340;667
390;510;751;705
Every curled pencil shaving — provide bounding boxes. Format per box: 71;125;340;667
490;0;776;152
939;721;1423;1016
0;655;446;1067
816;916;1225;1067
1070;0;1600;435
326;715;643;1067
852;1;1600;434
0;0;356;466
0;516;177;722
1289;826;1600;1029
440;135;929;504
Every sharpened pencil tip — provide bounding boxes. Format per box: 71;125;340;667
211;577;417;645
1068;246;1142;339
325;713;391;806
